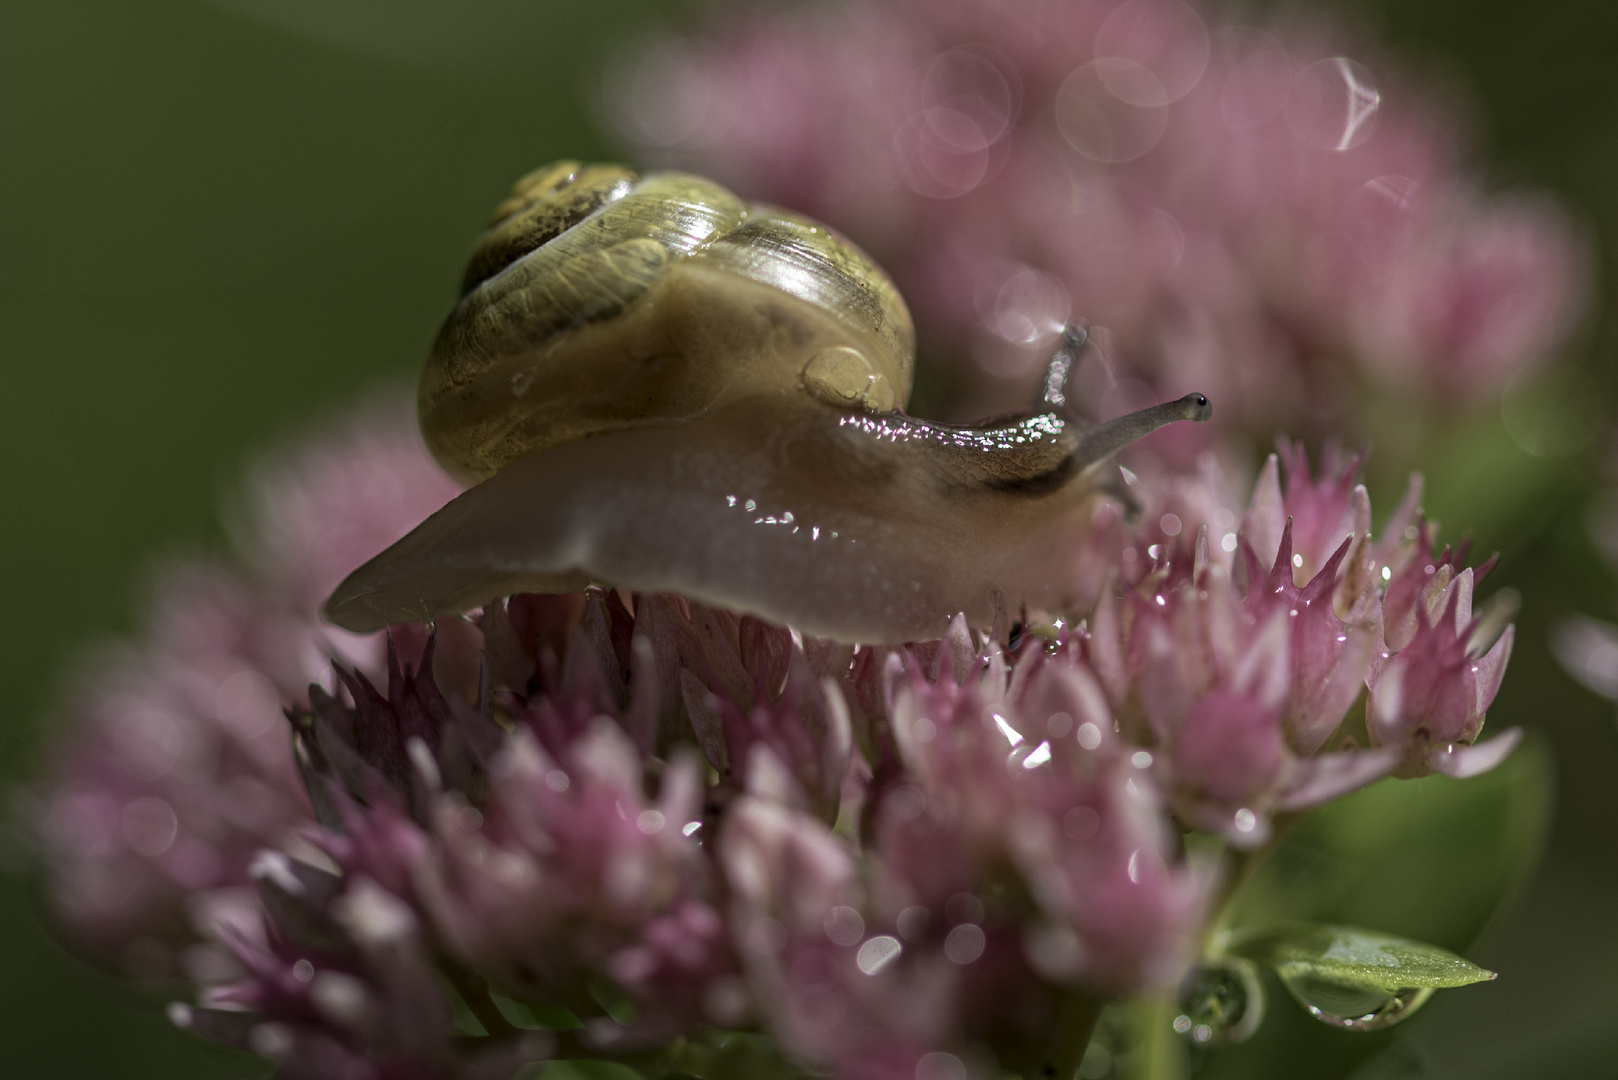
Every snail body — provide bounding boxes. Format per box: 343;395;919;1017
325;162;1210;643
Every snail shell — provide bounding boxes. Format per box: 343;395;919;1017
325;162;1210;643
420;161;913;485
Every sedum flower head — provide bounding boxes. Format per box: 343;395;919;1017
29;397;1521;1079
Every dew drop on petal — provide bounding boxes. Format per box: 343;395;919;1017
992;712;1024;746
857;935;903;975
1022;740;1053;768
637;810;665;834
1077;721;1103;750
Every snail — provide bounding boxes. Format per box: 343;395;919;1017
324;161;1210;644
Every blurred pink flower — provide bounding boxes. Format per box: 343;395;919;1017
176;858;551;1080
613;0;1586;432
31;393;460;977
236;394;465;615
33;563;312;976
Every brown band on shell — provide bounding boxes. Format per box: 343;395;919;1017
459;163;639;295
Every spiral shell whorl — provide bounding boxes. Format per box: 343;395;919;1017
419;161;915;485
457;161;638;295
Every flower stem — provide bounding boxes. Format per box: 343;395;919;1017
1041;990;1105;1080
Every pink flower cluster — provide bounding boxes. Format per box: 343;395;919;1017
1084;442;1518;848
184;589;1208;1080
30;399;1520;1079
612;0;1585;432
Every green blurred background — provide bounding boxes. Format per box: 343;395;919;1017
0;0;1613;1076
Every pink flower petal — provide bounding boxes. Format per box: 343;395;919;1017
1426;727;1523;779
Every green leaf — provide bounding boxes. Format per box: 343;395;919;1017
1184;737;1550;1080
1226;924;1496;993
489;990;582;1031
1223;924;1492;1034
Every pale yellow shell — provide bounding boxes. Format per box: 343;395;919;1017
420;162;914;485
